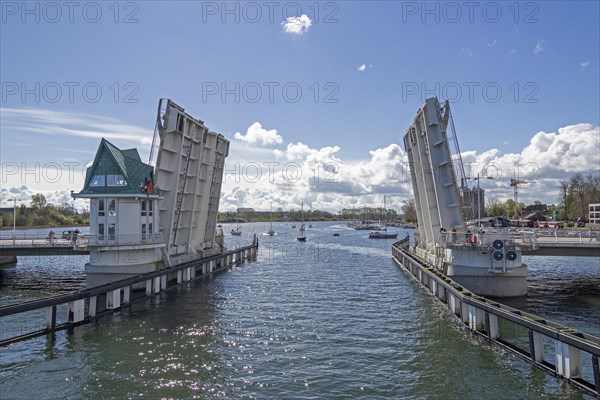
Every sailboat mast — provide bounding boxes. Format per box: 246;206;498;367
384;195;387;232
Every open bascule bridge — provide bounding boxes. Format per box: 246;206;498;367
0;99;258;344
392;97;600;397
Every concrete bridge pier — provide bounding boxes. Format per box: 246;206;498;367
106;289;121;309
45;306;56;329
89;297;97;317
530;331;544;362
0;256;17;266
556;341;582;379
488;314;499;340
448;293;461;316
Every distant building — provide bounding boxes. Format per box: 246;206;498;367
590;203;600;224
460;187;485;220
477;216;509;228
524;203;548;213
522;212;547;222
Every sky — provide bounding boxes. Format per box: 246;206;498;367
1;0;599;213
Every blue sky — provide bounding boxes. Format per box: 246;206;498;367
1;1;599;212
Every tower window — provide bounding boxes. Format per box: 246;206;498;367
107;174;126;186
90;175;105;187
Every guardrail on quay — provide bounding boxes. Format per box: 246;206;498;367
0;239;259;347
391;237;600;397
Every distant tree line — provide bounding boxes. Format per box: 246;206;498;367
557;173;600;221
218;205;405;223
485;199;526;218
0;193;89;228
219;208;338;223
484;173;599;224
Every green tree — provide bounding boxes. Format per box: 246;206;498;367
401;199;417;223
486;198;505;217
31;193;47;210
558;174;600;221
0;214;11;227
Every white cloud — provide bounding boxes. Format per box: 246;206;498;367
508;48;517;56
274;142;315;160
580;61;591;70
461;48;473;58
221;138;413;213
534;39;547;54
0;107;154;199
234;122;283;146
357;64;366;72
0;108;151;146
0;185;88;210
459;123;600;204
487;40;497;48
281;14;312;35
222;121;600;212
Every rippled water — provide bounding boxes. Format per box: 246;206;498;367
0;222;598;399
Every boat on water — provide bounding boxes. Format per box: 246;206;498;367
333;233;340;237
231;208;241;236
368;230;398;239
402;98;526;297
368;196;398;239
268;203;275;236
347;222;383;230
297;201;306;241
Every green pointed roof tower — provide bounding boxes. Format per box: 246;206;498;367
77;138;156;196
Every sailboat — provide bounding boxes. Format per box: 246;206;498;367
297;201;306;241
369;195;398;239
268;203;275;236
231;208;241;236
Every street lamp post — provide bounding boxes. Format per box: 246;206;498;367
476;174;481;231
12;198;17;245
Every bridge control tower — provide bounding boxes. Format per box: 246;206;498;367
73;99;229;287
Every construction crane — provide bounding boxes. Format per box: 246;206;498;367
510;178;528;203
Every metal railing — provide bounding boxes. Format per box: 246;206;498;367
77;233;165;247
0;238;259;346
391;239;600;397
437;231;519;247
0;232;81;246
0;233;165;248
